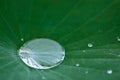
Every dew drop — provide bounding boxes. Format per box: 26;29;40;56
42;76;45;80
75;63;80;67
88;43;93;48
85;71;88;74
83;50;86;53
118;55;120;57
117;36;120;42
21;38;24;41
18;38;65;69
107;70;112;74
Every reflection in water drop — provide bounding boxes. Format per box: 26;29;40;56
18;38;65;69
88;43;93;48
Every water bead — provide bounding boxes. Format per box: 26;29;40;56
18;38;65;69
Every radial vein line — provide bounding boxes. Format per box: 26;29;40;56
49;70;72;80
26;67;30;80
61;65;108;72
65;27;114;47
36;69;47;80
67;48;120;53
8;65;19;80
28;0;33;22
59;0;119;41
13;1;23;40
48;0;81;36
0;12;16;38
12;1;21;40
0;55;16;59
0;59;18;69
67;57;120;59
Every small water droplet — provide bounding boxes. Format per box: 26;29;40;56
118;55;120;57
21;38;24;41
42;76;45;80
18;38;65;69
83;50;86;52
107;70;112;74
85;71;88;74
88;43;93;48
117;36;120;42
75;63;80;67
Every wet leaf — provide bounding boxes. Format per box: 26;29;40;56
0;0;120;80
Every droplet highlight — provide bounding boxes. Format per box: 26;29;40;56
18;38;65;69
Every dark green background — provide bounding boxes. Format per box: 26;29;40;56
0;0;120;80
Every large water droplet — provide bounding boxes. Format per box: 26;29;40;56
18;38;65;69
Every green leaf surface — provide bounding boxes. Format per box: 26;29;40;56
0;0;120;80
